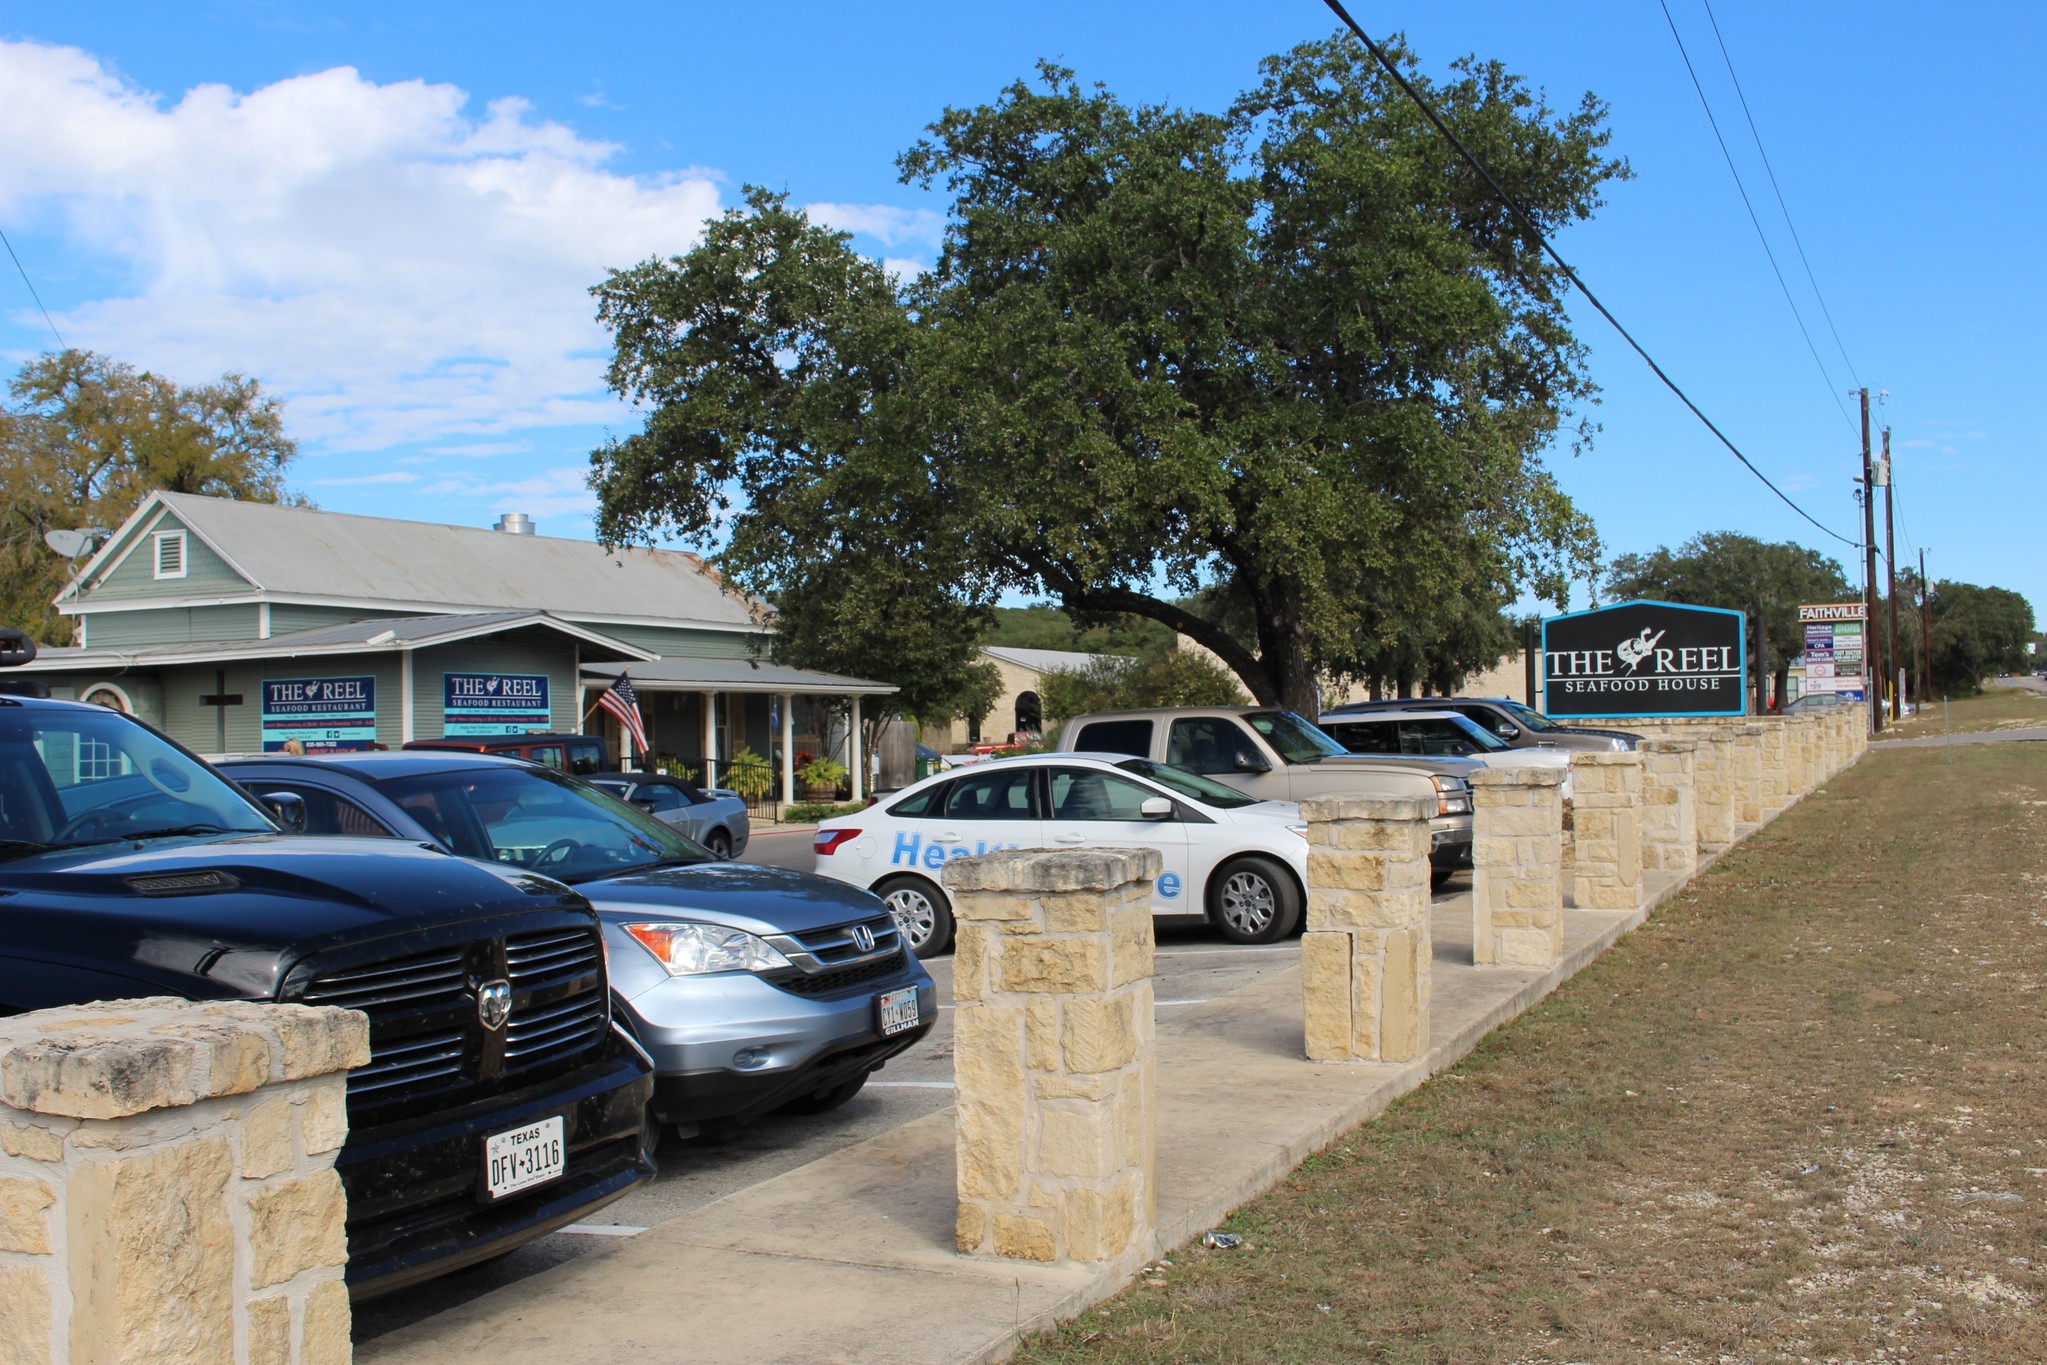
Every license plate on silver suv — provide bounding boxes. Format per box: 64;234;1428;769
485;1115;565;1200
877;986;920;1037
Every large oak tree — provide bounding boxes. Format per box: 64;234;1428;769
588;36;1623;712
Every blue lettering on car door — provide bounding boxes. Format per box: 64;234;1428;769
892;832;921;865
1157;872;1182;899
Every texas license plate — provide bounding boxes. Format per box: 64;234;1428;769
485;1115;565;1200
877;986;920;1037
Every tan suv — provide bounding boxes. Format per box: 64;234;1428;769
1055;707;1477;887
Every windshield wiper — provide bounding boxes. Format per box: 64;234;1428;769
52;823;239;850
0;838;56;861
573;854;709;883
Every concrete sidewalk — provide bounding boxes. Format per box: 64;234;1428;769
361;856;1724;1365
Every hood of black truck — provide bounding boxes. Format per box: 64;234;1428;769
0;833;592;1000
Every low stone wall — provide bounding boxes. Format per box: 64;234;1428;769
0;996;367;1364
946;848;1158;1266
1470;768;1566;967
1636;738;1699;878
1299;796;1434;1063
1568;752;1644;909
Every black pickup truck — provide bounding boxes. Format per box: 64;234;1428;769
0;632;654;1298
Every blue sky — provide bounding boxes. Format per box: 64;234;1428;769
2;2;2039;621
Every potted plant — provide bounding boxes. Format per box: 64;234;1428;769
725;746;774;803
794;752;848;801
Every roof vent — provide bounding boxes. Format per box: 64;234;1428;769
494;513;537;536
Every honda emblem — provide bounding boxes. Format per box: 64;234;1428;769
849;923;876;953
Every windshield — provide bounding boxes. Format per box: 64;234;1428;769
1242;711;1350;764
0;704;275;855
1113;759;1260;809
376;765;708;882
1442;715;1513;752
1495;699;1565;732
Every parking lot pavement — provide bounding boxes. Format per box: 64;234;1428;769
738;822;818;872
348;911;1343;1343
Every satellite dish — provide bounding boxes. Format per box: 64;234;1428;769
43;528;105;559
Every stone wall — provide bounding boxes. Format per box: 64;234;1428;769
1299;796;1433;1062
1690;726;1738;852
1636;738;1699;878
946;848;1157;1266
0;996;367;1364
1567;752;1644;910
1469;769;1566;967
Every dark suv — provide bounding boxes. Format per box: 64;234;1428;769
403;732;613;775
0;642;654;1299
1323;697;1641;753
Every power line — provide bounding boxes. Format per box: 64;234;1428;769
1700;0;1862;389
0;226;65;350
1317;0;1859;549
1657;0;1855;434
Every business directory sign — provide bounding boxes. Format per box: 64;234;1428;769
1798;603;1866;702
1542;600;1747;718
260;676;377;751
443;672;552;735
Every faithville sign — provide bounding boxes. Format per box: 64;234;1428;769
1542;600;1748;719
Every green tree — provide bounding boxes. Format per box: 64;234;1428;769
1604;533;1851;712
0;350;300;643
1038;649;1247;724
981;603;1175;657
1923;581;2035;695
587;38;1621;713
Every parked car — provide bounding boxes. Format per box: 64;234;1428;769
813;753;1309;955
1053;707;1476;889
403;732;612;775
0;658;655;1299
1323;697;1641;753
586;772;751;860
1318;709;1574;797
216;752;935;1136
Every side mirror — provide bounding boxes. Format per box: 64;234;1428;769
632;795;659;808
260;791;308;835
1139;796;1174;820
1496;723;1521;740
1232;750;1271;774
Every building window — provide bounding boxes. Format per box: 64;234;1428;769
153;531;187;580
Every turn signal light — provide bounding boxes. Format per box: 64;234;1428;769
814;829;861;855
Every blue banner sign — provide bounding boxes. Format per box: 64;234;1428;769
261;676;377;751
444;672;552;736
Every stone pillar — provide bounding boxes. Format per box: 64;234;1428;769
1757;718;1790;818
1637;738;1699;879
1789;715;1817;796
1299;796;1433;1064
1567;752;1644;909
1469;768;1566;967
946;848;1157;1266
0;997;367;1365
1729;723;1765;826
1692;726;1738;852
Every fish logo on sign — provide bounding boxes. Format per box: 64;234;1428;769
1615;628;1666;674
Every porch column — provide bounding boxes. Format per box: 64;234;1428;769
780;693;795;807
848;696;864;803
701;690;718;787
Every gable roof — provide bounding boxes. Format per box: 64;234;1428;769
58;492;764;631
980;646;1135;675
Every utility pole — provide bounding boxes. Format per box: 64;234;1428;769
1882;428;1900;720
1860;389;1881;734
1919;548;1934;702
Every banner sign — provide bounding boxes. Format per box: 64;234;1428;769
1797;603;1866;700
261;676;377;751
1542;600;1747;718
443;672;552;736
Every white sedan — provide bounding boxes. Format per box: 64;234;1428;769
812;753;1307;955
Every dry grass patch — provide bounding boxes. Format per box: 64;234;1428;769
1887;687;2047;740
1021;741;2047;1364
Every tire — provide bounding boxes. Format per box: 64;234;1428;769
1431;861;1461;891
1206;857;1301;945
876;874;954;957
775;1072;869;1116
704;828;733;860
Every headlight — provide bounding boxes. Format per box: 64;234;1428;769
622;922;792;975
1287;822;1310;837
1432;774;1472;816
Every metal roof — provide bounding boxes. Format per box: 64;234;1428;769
980;646;1134;674
14;611;653;672
62;492;765;630
580;658;896;696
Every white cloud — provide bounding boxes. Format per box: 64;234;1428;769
312;470;419;486
0;41;720;451
422;465;595;521
806;202;945;250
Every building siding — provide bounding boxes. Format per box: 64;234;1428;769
74;508;250;605
159;656;406;755
589;623;762;660
81;604;263;647
268;604;372;636
412;631;581;740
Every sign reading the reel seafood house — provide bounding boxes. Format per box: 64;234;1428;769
443;672;552;735
1541;600;1747;718
260;676;377;751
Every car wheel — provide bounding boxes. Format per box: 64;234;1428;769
775;1072;869;1116
1431;861;1461;890
704;828;733;860
1207;857;1301;945
876;875;953;957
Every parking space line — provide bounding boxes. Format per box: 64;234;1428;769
1155;945;1298;958
560;1224;649;1237
1156;998;1212;1007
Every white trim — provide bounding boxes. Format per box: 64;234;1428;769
76;615;86;648
56;591;766;635
53;496;168;601
400;648;416;743
780;693;795;806
11;614;655;672
77;680;135;712
258;601;271;639
152;529;189;580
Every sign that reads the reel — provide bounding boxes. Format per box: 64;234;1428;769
1542;600;1747;719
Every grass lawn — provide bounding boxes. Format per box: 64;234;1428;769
1021;740;2047;1363
1886;686;2047;740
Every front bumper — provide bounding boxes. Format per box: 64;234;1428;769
339;1026;655;1300
618;953;937;1124
1428;815;1474;867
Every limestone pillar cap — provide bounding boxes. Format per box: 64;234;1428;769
1467;766;1566;787
1297;794;1433;823
942;846;1163;893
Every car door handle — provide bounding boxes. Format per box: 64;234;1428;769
1055;833;1086;844
937;831;963;842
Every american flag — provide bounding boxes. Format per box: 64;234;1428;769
595;671;649;759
